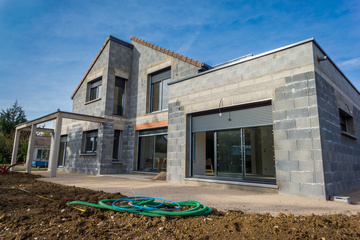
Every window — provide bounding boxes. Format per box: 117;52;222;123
84;130;97;153
339;109;355;135
113;77;126;116
112;130;121;160
137;128;167;172
88;79;102;101
36;149;44;160
150;68;171;112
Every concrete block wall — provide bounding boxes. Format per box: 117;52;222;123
312;43;360;197
167;102;186;183
273;71;326;199
67;39;134;174
130;41;199;124
72;43;110;116
127;41;199;173
105;41;133;117
315;74;360;197
64;122;101;174
167;41;329;199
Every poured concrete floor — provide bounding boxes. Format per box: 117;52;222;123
31;171;360;216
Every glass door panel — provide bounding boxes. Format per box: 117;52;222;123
216;129;242;177
138;136;154;171
244;126;275;179
154;135;167;170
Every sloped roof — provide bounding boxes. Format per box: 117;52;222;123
35;136;51;146
130;36;204;68
71;36;207;99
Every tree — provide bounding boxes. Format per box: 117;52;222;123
0;101;27;135
0;101;28;163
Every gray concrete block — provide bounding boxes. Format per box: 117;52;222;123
274;100;294;111
286;108;309;119
274;119;296;130
287;129;312;139
291;171;314;183
276;160;299;171
289;150;312;161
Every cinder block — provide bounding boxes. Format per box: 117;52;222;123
296;118;311;128
274;150;289;161
294;97;310;108
297;139;313;150
276;160;299;171
273;129;287;140
289;150;312;161
275;139;297;150
291;171;314;183
300;183;325;199
287;129;311;139
274;119;296;130
299;160;315;172
274;100;294;111
286;108;309;119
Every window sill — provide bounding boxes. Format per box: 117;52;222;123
147;109;168;115
85;98;101;105
341;131;357;140
80;153;97;156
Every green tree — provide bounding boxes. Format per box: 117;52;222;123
0;101;27;135
0;101;28;163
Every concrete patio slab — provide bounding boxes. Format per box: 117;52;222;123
32;171;360;216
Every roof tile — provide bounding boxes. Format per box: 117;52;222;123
130;36;203;68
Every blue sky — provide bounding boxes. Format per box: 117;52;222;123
0;0;359;122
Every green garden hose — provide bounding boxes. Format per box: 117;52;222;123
68;196;212;217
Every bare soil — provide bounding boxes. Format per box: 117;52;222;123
1;172;359;239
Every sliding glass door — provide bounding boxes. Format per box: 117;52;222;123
192;125;275;183
216;129;243;177
137;128;167;172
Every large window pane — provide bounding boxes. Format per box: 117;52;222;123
138;136;154;171
217;129;242;177
154;135;167;170
112;130;121;160
150;68;171;112
193;131;215;176
244;126;275;178
151;82;160;112
84;131;97;153
191;125;275;182
89;79;102;101
138;132;167;172
114;77;126;116
161;78;170;111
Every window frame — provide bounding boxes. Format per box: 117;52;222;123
88;78;102;102
83;130;98;153
149;67;171;113
339;108;356;139
113;77;127;116
112;130;122;161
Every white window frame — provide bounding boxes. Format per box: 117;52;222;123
83;130;98;153
88;78;102;102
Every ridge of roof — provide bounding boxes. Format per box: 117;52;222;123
130;36;204;68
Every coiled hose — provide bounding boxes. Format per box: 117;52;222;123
67;196;212;217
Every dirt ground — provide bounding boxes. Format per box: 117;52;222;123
1;172;360;239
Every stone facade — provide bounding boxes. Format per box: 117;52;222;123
58;36;359;200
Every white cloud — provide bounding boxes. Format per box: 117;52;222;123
339;57;360;68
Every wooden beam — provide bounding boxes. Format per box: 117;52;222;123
16;111;107;130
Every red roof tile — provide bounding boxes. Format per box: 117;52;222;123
130;36;204;68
